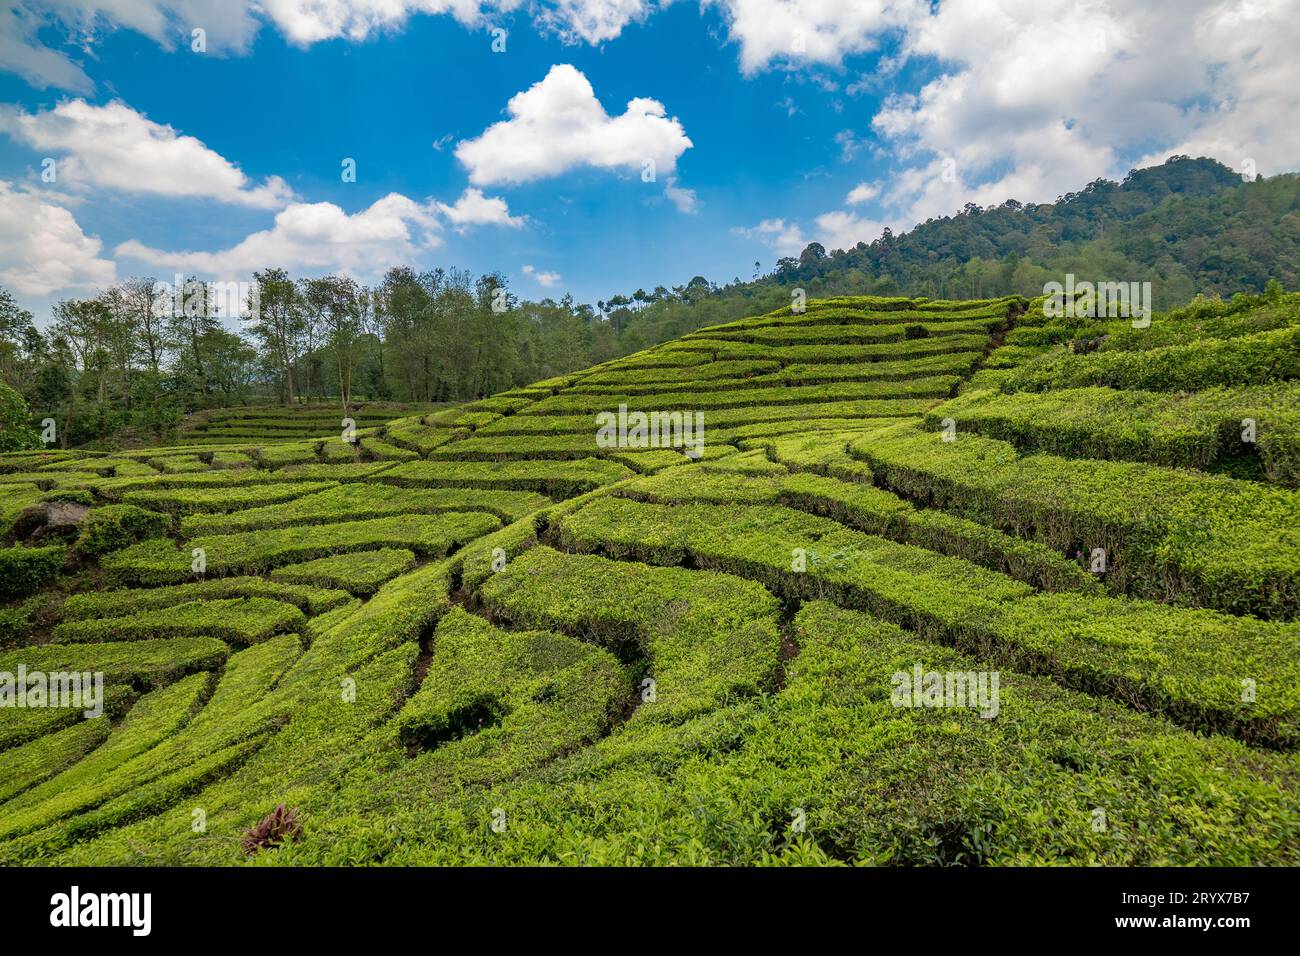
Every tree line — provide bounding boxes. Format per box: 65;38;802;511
0;268;631;448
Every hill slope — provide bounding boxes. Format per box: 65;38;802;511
1;291;1298;865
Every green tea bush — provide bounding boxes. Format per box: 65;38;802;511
53;597;305;645
75;504;172;557
271;548;416;596
0;545;65;599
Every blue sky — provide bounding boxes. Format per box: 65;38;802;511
0;1;1295;323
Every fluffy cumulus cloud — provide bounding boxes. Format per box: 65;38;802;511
115;193;441;275
846;181;879;204
707;0;924;75
0;100;294;208
735;210;884;257
0;181;116;295
522;264;562;286
435;187;525;228
455;64;693;186
664;177;698;214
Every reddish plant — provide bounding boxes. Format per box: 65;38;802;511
242;803;304;855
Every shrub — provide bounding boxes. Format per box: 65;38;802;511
53;597;305;645
849;423;1300;618
481;546;782;724
270;548;416;596
393;608;627;781
0;545;65;599
62;576;350;619
76;504;172;557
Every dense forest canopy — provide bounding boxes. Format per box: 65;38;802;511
1;156;1296;448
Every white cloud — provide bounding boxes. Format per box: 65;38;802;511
0;1;265;91
733;217;806;257
0;99;294;209
813;209;884;251
258;0;500;45
870;0;1300;226
455;63;692;186
435;187;525;228
834;128;864;161
0;2;667;91
707;0;924;74
846;181;879;204
522;264;562;286
0;181;116;296
115;193;441;276
664;177;698;214
537;0;655;44
0;5;93;93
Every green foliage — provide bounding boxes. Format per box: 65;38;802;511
1005;325;1300;392
53;597;305;645
0;381;38;452
271;548;416;596
851;423;1300;618
103;511;501;583
75;504;172;557
62;576;351;618
179;483;547;535
481;546;782;724
394;607;627;782
926;384;1300;485
0;545;65;599
378;457;632;498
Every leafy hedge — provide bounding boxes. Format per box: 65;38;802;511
556;496;1300;745
122;481;337;515
480;546;782;724
62;576;351;618
0;545;65;600
659;333;990;365
377;458;632;498
270;548;416;596
519;375;959;417
0;637;227;691
179;483;548;536
924;385;1300;485
849;424;1300;618
393;607;627;782
75;504;172;557
103;511;501;583
1003;326;1300;393
53;597;305;645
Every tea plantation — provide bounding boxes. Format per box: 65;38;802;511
2;292;1298;865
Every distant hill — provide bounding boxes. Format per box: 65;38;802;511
606;156;1300;351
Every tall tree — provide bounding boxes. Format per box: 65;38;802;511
249;268;305;405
